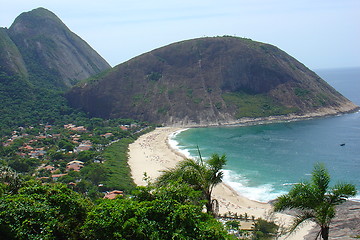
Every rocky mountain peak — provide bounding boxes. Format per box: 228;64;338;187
7;7;111;89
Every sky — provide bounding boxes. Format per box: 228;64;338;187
0;0;359;70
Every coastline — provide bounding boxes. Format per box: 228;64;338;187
166;104;360;128
128;127;315;239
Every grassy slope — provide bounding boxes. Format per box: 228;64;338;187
101;138;137;192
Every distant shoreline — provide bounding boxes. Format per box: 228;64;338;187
166;104;360;128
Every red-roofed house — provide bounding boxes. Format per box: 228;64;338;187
51;173;68;181
120;126;128;131
66;160;84;172
104;190;124;199
101;133;113;138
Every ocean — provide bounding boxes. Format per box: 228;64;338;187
170;67;360;202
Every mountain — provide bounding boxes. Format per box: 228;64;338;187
6;7;110;89
66;37;359;126
0;28;28;79
0;8;111;131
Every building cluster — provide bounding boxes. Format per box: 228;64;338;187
39;160;85;181
64;124;87;132
2;121;147;199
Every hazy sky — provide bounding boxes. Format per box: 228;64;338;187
1;0;359;69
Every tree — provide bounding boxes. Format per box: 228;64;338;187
82;192;232;239
0;181;91;240
0;165;22;194
156;153;226;214
252;218;278;240
225;220;240;231
273;163;357;240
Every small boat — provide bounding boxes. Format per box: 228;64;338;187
340;143;345;146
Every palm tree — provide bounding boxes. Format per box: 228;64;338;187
273;163;357;240
156;153;226;214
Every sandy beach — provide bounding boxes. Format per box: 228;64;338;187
128;127;315;239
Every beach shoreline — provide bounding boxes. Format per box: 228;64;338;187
128;127;315;239
166;105;360;128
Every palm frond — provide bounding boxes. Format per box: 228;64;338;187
329;183;357;204
288;211;315;234
311;163;330;196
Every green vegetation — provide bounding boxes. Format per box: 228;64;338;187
147;71;162;81
157;106;169;114
82;189;230;239
0;67;88;136
0;182;91;240
80;67;114;85
274;163;357;240
0;175;234;239
222;92;297;118
102;138;136;192
314;93;330;107
252;218;279;240
294;87;311;97
156;153;227;215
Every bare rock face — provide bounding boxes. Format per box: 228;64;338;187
66;37;358;126
7;7;110;89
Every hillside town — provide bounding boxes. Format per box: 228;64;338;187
1;120;152;198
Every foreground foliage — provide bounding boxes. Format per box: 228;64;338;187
156;153;227;214
0;182;91;240
0;179;234;240
82;198;229;240
274;163;357;240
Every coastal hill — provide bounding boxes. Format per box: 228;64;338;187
67;37;358;126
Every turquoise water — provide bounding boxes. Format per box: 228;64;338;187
172;67;360;202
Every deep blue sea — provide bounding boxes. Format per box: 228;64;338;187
171;67;360;202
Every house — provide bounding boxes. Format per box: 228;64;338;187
23;145;34;151
101;133;113;138
28;148;46;159
51;173;68;181
68;160;84;165
120;125;128;131
66;164;83;171
66;160;84;172
64;124;76;129
36;176;50;181
104;190;124;199
75;141;92;152
72;126;87;132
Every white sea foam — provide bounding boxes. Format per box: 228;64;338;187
282;182;299;186
350;194;360;202
222;169;287;203
168;129;193;159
